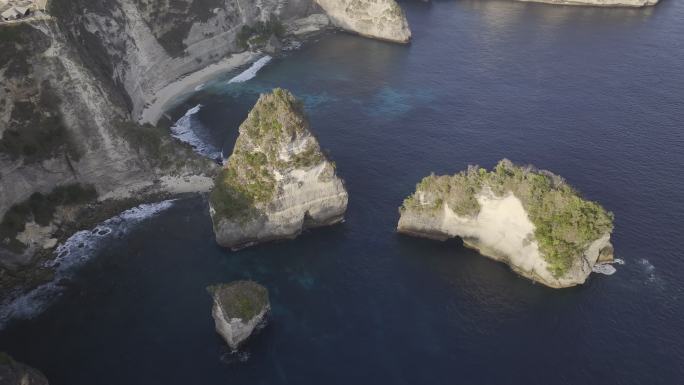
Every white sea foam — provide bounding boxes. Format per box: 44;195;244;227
0;201;175;329
592;263;617;275
195;83;206;91
170;104;222;160
639;258;657;282
228;56;272;83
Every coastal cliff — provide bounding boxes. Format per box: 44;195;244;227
398;160;614;288
314;0;411;43
210;89;348;250
0;0;407;311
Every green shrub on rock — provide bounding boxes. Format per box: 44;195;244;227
401;160;614;277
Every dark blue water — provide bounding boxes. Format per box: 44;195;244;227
2;1;683;384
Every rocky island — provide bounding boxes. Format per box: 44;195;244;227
208;281;270;351
210;89;348;250
398;160;615;288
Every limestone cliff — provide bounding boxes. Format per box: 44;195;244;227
208;281;270;350
0;21;215;274
210;89;348;250
314;0;411;43
398;160;614;288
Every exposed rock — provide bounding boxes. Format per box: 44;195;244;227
518;0;658;7
398;160;615;288
0;352;49;385
314;0;411;43
207;281;270;350
210;89;348;250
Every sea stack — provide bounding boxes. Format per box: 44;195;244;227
209;89;348;250
397;160;615;288
0;352;49;385
208;281;270;351
314;0;412;43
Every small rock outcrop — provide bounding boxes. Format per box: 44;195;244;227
398;160;615;288
0;353;49;385
314;0;412;43
209;89;348;250
207;281;270;350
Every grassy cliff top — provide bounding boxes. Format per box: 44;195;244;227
210;89;327;221
402;159;614;277
207;281;269;321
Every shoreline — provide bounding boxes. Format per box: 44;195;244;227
138;51;260;126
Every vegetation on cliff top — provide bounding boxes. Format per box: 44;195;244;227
401;160;614;277
207;281;269;321
210;89;328;220
236;17;285;50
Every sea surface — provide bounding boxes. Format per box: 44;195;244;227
2;1;683;384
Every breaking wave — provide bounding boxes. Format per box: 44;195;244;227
170;105;222;160
0;201;175;329
228;56;272;83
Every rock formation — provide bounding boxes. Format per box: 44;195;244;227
398;159;615;288
0;352;49;385
207;281;270;350
210;89;348;250
315;0;411;43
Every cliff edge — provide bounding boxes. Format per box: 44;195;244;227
398;160;615;288
209;89;348;250
315;0;411;43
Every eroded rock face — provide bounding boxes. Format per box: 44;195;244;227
0;353;49;385
398;160;615;288
207;281;270;350
314;0;411;43
209;89;348;250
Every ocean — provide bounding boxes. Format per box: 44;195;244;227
1;1;683;383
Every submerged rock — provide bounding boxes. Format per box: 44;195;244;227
0;352;49;385
209;88;348;250
207;281;270;350
314;0;412;43
398;160;615;288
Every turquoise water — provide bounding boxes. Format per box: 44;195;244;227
2;1;684;384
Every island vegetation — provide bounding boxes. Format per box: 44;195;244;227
401;159;614;277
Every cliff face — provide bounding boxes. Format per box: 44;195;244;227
49;0;326;123
0;21;215;270
314;0;411;43
210;89;348;250
398;160;614;288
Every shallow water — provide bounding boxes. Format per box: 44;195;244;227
2;1;684;384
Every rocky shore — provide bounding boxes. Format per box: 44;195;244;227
398;160;615;288
209;89;348;250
